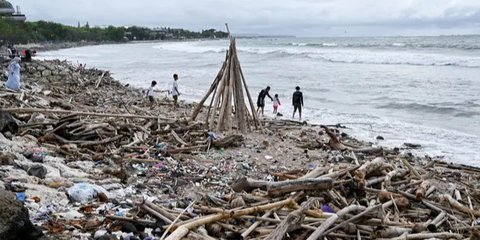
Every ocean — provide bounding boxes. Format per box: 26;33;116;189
39;36;480;166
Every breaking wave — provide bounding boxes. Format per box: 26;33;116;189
154;41;480;68
377;102;480;117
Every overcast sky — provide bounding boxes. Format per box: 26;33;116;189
13;0;480;36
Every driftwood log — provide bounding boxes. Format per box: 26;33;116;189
164;198;296;240
231;177;333;196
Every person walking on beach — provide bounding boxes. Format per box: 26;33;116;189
257;86;273;116
146;80;157;108
292;86;304;120
171;74;180;110
273;94;281;115
5;57;21;92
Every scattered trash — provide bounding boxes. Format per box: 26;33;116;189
67;183;109;203
0;59;476;240
16;192;26;202
27;164;47;179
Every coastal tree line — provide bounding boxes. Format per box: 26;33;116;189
0;20;229;44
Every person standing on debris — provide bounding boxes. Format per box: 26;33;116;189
5;57;21;92
171;74;180;110
292;86;304;120
257;86;273;116
273;94;281;114
146;80;157;108
8;45;17;59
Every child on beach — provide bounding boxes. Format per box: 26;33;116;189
146;80;157;108
273;94;281;114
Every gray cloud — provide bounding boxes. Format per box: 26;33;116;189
12;0;480;36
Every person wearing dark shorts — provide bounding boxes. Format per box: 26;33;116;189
146;81;157;108
292;86;304;120
171;74;180;110
257;86;273;116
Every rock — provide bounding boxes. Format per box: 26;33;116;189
376;136;385;140
41;69;52;77
94;229;108;239
0;152;15;166
57;209;84;220
50;100;75;110
0;190;43;240
27;165;48;179
113;221;137;234
28;113;46;124
97;192;109;202
0;110;18;134
404;143;421;149
32;72;41;79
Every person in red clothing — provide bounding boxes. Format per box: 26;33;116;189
273;94;281;114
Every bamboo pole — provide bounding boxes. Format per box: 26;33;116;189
190;52;228;121
4;108;164;120
164;198;295;240
236;54;261;128
224;40;236;131
306;205;366;240
242;211;273;238
232;43;247;133
211;53;230;130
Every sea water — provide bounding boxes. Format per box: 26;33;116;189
40;36;480;165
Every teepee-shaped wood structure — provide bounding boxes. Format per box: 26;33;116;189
190;24;261;133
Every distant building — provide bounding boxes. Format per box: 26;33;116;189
0;0;26;22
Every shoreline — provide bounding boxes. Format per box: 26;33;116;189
1;59;480;239
34;40;480;166
18;38;228;53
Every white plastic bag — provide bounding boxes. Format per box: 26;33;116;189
67;183;108;203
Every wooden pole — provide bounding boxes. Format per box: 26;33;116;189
210;54;230;129
190;52;228;121
4;108;164;120
236;54;261;129
164;197;295;240
306;205;366;240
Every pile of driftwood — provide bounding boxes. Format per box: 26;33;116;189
1;59;245;175
125;127;480;239
191;25;260;133
3;58;480;240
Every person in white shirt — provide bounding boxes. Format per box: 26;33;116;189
171;74;180;109
146;80;157;108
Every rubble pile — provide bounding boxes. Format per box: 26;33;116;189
1;59;480;240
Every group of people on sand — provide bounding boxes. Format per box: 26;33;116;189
256;86;304;120
145;77;305;119
146;73;181;110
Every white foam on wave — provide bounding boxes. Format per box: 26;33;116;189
307;49;480;68
303;107;480;165
152;41;227;54
392;43;406;47
322;42;338;47
155;41;480;68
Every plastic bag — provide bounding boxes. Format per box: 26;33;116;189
67;183;109;203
